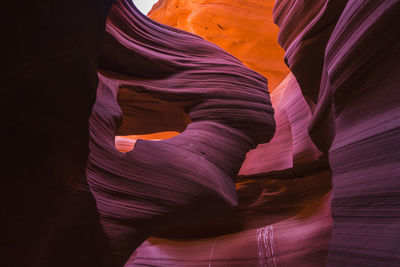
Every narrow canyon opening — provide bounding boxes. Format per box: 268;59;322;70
115;86;192;152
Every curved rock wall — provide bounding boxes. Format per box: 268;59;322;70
127;73;333;266
274;0;400;265
4;0;398;266
149;0;289;91
88;0;275;262
132;0;400;266
128;1;334;265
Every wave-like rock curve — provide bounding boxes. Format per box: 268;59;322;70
87;0;275;261
274;0;400;265
149;0;289;91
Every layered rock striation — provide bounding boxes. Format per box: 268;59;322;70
130;0;400;266
149;0;289;90
274;0;400;265
127;73;333;266
128;0;334;265
3;0;399;266
88;0;275;262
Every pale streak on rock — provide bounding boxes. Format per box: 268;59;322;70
257;225;277;267
208;238;217;267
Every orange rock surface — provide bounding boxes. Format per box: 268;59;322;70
115;132;179;153
149;0;289;91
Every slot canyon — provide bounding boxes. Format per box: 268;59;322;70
1;0;399;266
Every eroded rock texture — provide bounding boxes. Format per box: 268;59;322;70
126;1;334;265
149;0;289;90
128;73;333;266
3;0;399;266
88;0;275;262
128;0;400;266
274;0;400;265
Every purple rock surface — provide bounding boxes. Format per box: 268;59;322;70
274;0;400;265
2;0;399;266
88;0;275;260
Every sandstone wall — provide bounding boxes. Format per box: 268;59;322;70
149;0;289;90
274;0;400;265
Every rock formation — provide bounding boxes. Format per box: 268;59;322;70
130;0;400;266
130;1;333;265
274;0;400;265
2;0;399;266
127;73;333;266
89;0;275;262
149;0;290;90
